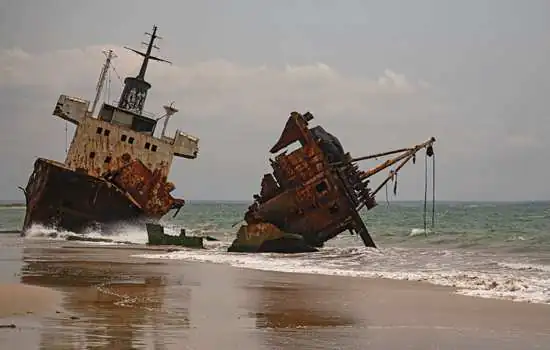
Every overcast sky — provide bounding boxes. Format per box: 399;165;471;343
0;0;549;201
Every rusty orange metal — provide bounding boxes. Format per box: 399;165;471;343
229;111;436;253
108;159;184;217
20;26;197;235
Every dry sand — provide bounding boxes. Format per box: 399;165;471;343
1;234;549;349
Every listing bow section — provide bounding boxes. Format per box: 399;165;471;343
228;111;436;253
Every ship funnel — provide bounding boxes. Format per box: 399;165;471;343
160;102;179;138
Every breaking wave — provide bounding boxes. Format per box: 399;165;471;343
20;200;550;307
127;242;550;305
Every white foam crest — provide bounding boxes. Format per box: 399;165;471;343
409;228;433;237
24;224;73;239
24;222;228;248
23;223;550;305
83;223;149;244
75;240;130;246
498;262;550;273
23;222;149;245
132;247;550;305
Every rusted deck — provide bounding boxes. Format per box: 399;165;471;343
229;111;436;253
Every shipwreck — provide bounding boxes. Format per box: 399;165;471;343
228;111;436;253
20;25;199;235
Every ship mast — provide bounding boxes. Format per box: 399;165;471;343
117;25;172;115
89;49;117;117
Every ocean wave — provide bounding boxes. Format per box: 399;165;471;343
409;228;432;237
23;222;230;247
21;220;550;305
498;262;550;273
23;223;148;245
131;245;550;305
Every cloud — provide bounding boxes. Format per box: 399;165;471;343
0;46;423;91
0;44;447;201
2;1;549;202
17;44;545;201
0;45;433;128
3;44;548;202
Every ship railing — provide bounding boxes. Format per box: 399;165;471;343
157;130;199;144
175;129;199;142
110;100;157;119
142;110;157;119
157;135;174;144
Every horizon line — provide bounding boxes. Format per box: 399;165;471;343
1;199;550;205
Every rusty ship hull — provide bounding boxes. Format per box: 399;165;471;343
21;158;143;234
228;111;435;253
229;112;376;253
21;154;187;235
20;26;199;236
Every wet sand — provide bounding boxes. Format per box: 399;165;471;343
1;234;549;349
0;283;62;318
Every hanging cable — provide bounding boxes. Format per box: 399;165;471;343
423;152;428;236
102;74;107;102
424;144;435;234
110;63;125;100
110;63;124;84
393;172;398;195
385;169;395;207
65;122;68;156
431;152;436;229
107;68;112;103
385;181;389;206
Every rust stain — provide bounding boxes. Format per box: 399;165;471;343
20;26;198;235
108;160;183;217
65;117;174;179
229;111;436;253
61;117;186;219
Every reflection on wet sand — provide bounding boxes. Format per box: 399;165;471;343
250;284;357;329
20;245;190;349
7;238;549;350
19;243;364;350
240;275;362;350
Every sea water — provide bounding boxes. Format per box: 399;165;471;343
2;200;550;304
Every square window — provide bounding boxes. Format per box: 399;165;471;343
104;156;112;164
104;129;110;136
96;127;103;134
128;137;135;144
315;181;328;193
151;145;157;152
145;142;150;149
89;152;96;159
121;135;127;142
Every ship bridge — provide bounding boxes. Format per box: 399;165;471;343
52;25;199;180
97;103;156;135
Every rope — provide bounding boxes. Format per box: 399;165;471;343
385;181;390;207
107;68;112;103
65;122;68;155
432;153;436;228
109;63;125;101
110;63;124;85
423;151;428;236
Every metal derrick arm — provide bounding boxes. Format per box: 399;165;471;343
358;137;436;180
332;147;413;165
338;137;436;212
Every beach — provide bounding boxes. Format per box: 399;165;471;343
1;233;549;350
